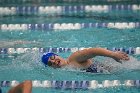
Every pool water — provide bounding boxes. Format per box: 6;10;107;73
0;0;140;93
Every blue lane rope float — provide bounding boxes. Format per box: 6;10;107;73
0;22;139;30
0;80;140;89
0;5;140;16
1;0;138;4
0;47;140;55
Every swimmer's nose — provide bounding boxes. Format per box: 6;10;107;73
51;60;55;63
51;60;58;65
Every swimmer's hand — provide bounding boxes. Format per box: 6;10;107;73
112;51;130;63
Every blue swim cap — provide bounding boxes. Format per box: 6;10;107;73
41;52;56;65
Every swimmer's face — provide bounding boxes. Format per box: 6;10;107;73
47;55;65;68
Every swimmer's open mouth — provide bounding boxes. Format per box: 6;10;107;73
56;59;60;66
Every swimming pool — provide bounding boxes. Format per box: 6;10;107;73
0;0;140;93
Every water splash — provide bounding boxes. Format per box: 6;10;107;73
121;56;140;70
99;56;140;74
11;50;43;71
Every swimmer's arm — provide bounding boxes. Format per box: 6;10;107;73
69;48;129;63
8;80;32;93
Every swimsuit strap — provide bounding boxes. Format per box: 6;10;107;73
85;64;98;73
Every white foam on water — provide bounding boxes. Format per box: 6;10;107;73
11;50;43;71
99;56;140;73
120;56;140;70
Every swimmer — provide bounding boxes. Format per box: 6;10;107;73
8;80;32;93
42;48;129;73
